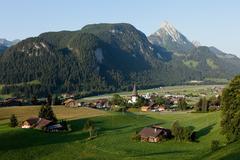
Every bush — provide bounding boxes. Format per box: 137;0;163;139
110;94;126;106
10;114;18;127
208;106;218;112
84;120;96;138
59;120;72;131
171;121;195;142
134;97;149;108
154;96;166;105
211;140;220;152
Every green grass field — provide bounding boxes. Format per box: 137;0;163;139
0;105;238;160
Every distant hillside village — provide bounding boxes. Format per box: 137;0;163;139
0;84;223;114
60;84;222;113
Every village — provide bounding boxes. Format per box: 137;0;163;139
62;84;222;113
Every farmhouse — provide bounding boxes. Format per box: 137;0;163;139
141;105;150;112
95;99;110;109
158;105;166;112
141;103;166;112
138;126;172;142
63;99;77;107
22;117;65;132
35;118;53;129
21;117;52;129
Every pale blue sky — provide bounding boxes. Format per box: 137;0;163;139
1;0;240;55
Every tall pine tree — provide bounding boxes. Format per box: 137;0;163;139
221;75;240;142
39;105;57;122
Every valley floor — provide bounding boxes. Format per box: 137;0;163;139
0;106;237;160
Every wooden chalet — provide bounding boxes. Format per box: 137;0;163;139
63;99;77;107
138;126;172;142
21;117;53;129
22;117;65;132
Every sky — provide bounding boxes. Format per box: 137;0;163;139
1;0;240;56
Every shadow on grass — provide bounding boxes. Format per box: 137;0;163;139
0;117;96;151
131;150;187;157
219;152;240;160
0;112;164;152
196;123;216;139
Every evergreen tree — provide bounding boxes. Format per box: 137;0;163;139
195;97;208;112
47;94;52;106
38;105;57;122
177;98;188;110
221;75;240;142
10;114;18;127
53;95;62;105
31;96;38;105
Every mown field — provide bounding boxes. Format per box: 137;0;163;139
0;106;108;124
0;105;238;160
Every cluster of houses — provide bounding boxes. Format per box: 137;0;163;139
63;98;110;109
0;97;23;107
21;117;65;132
141;103;166;112
62;84;188;112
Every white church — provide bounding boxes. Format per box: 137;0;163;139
128;84;139;104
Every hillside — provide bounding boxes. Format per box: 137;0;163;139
0;23;239;97
0;107;233;160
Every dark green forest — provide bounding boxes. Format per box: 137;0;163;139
0;23;239;98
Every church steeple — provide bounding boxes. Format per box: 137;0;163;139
132;84;138;96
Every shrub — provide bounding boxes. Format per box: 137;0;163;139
171;121;195;142
84;120;96;138
211;140;220;152
208;106;218;112
10;114;18;127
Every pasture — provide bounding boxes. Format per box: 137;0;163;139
0;105;236;160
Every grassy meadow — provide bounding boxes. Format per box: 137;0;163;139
0;105;237;160
0;84;238;160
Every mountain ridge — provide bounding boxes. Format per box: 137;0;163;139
0;22;239;97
